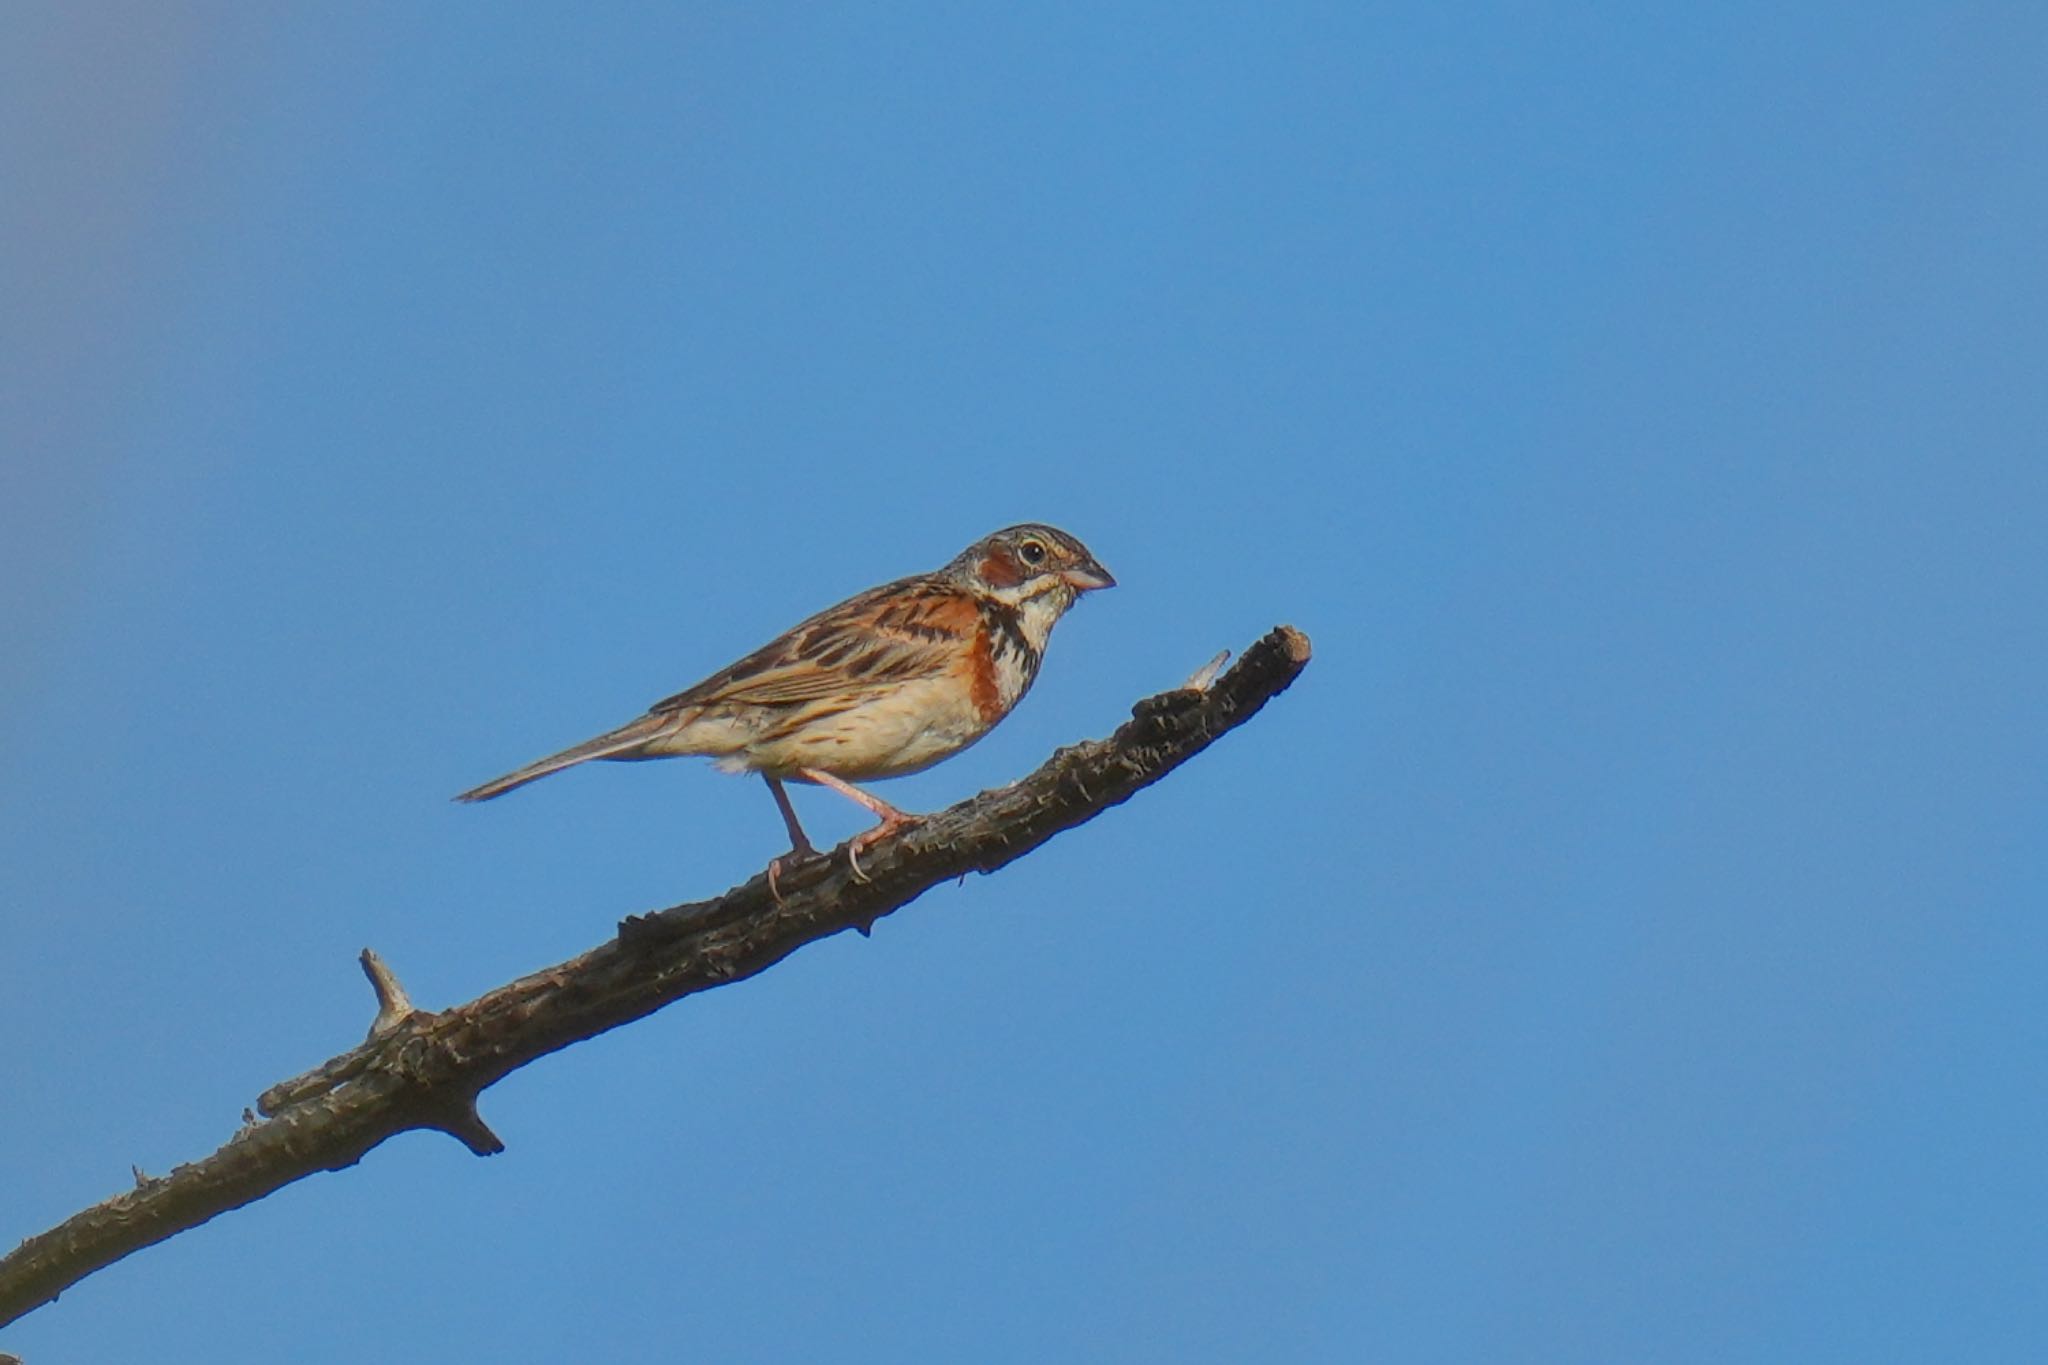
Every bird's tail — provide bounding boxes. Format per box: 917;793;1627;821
454;715;669;802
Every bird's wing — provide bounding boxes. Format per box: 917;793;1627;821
650;575;979;712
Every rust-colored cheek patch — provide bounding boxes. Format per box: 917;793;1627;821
977;548;1023;589
967;623;1003;724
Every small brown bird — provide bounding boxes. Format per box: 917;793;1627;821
456;524;1114;881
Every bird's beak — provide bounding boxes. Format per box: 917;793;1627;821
1061;559;1116;592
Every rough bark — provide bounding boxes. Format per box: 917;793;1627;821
0;626;1311;1328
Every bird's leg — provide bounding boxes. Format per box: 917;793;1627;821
797;767;920;883
763;774;818;903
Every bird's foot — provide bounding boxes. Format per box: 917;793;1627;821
767;839;819;906
845;813;920;884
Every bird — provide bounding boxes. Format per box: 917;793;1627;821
455;523;1115;886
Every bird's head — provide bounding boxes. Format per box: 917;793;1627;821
953;524;1116;611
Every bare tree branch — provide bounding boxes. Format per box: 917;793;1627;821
0;626;1311;1328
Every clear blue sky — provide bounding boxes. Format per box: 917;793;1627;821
5;4;2045;1360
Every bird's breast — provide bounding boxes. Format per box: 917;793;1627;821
973;599;1050;722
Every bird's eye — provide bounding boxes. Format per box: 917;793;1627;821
1019;540;1047;565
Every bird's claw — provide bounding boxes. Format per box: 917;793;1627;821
767;842;818;906
845;817;918;883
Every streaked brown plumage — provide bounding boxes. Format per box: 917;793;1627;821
456;524;1114;880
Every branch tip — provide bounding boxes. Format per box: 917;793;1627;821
358;948;416;1037
1184;649;1231;691
1272;624;1311;663
424;1098;505;1157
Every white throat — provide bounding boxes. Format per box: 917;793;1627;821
1013;585;1072;651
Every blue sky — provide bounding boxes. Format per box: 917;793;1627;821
4;3;2045;1360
